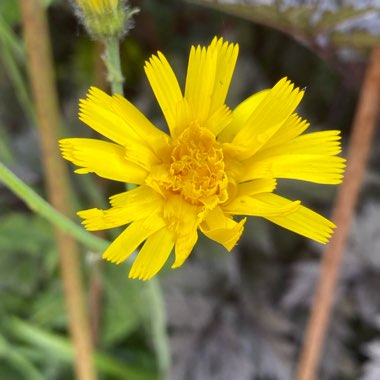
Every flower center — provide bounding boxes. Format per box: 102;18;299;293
167;124;228;207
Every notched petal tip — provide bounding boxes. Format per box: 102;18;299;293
102;253;122;265
128;269;150;281
102;249;126;265
77;208;104;231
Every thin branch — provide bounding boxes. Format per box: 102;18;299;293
296;46;380;380
19;1;97;379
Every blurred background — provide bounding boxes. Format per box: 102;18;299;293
1;0;380;379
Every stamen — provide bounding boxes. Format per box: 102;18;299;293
167;124;228;207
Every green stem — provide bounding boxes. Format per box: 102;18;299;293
8;317;157;380
146;281;171;379
103;37;124;95
0;334;43;380
0;161;108;252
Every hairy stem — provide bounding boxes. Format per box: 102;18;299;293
103;37;124;94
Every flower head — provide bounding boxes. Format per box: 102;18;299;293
60;37;345;280
73;0;138;39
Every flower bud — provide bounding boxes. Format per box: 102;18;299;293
74;0;139;40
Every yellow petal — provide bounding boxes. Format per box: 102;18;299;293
261;113;309;149
232;78;304;159
256;130;343;159
163;194;201;234
223;178;276;205
241;154;346;184
145;163;172;197
160;194;201;268
208;37;239;114
223;192;301;217
79;87;135;145
102;214;166;264
111;94;170;154
144;52;183;134
111;94;166;139
109;185;161;208
80;88;168;165
238;129;346;184
258;193;336;243
185;38;238;125
77;186;163;231
59;138;147;184
170;97;193;139
129;228;175;281
185;44;216;123
200;206;246;251
204;104;232;136
235;178;277;197
218;89;269;142
172;230;198;269
124;141;165;171
77;208;112;231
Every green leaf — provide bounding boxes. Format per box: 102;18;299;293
0;213;57;300
0;213;54;255
29;280;67;328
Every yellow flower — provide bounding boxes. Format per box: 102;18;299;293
60;37;345;280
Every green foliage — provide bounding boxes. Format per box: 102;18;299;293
8;317;157;380
0;2;20;26
0;213;55;256
0;213;56;301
